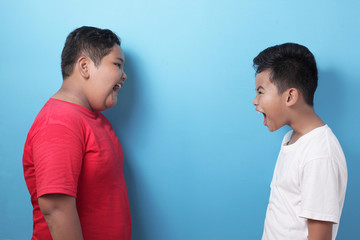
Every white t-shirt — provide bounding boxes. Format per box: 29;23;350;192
262;125;347;240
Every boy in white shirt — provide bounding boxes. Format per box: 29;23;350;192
252;43;347;240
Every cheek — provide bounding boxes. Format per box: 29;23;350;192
260;95;271;107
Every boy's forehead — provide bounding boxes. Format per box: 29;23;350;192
101;44;124;62
255;70;270;85
255;72;265;88
255;69;278;90
112;44;125;61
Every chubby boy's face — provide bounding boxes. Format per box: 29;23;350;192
253;69;287;132
86;44;127;111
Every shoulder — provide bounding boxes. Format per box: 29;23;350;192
307;125;341;153
301;125;346;166
28;99;92;140
45;98;88;124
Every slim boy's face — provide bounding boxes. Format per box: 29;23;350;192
253;69;287;132
86;44;127;111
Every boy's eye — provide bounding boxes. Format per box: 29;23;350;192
114;63;122;68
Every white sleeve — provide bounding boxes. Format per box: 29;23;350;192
299;157;341;223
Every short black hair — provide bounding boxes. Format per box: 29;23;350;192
253;43;318;106
61;26;121;79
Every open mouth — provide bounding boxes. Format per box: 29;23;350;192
257;110;267;126
113;83;122;91
262;112;267;126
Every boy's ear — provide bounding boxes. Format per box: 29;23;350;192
285;88;299;106
77;56;91;79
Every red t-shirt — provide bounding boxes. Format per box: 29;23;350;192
23;98;131;240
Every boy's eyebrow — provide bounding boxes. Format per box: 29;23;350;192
256;86;264;91
117;57;125;63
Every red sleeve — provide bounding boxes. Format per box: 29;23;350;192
32;124;84;198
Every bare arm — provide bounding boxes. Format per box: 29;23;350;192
38;194;83;240
307;219;333;240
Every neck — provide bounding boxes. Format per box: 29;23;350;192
287;105;325;144
52;77;92;111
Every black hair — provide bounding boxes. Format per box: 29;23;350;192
253;43;318;106
61;26;121;79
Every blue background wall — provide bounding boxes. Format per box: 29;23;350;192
0;0;359;239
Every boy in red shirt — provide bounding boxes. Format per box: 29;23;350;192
23;26;131;240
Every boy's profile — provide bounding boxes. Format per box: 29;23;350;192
23;26;131;240
253;43;347;240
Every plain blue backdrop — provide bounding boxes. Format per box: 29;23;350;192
0;0;359;239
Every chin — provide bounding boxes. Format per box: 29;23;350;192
267;125;279;132
268;124;285;132
105;103;117;110
105;99;117;110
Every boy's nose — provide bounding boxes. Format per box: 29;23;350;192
122;71;127;80
253;96;258;106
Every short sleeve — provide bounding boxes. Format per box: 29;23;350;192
299;157;341;223
32;124;84;198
